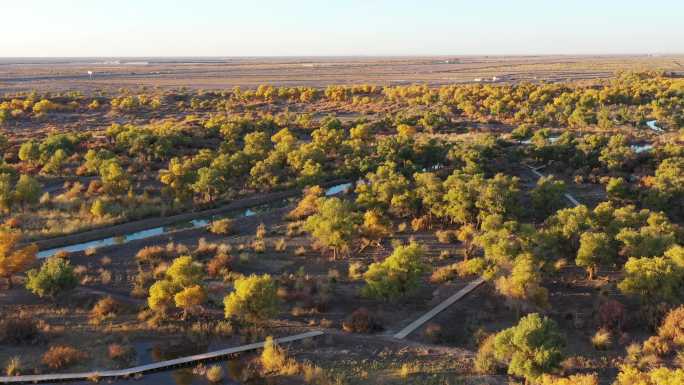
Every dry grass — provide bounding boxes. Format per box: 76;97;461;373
42;345;87;369
591;329;612;351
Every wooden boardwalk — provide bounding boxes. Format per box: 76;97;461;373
393;277;485;339
0;331;323;384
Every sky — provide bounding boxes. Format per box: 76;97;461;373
1;0;683;57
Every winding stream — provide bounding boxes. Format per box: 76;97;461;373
37;183;353;259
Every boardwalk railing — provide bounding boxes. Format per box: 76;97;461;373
0;331;324;384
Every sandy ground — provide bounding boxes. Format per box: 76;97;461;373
2;55;683;93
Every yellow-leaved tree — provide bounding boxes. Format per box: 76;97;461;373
0;231;37;289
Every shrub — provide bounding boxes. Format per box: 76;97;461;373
347;261;365;281
411;216;429;232
342;307;381;333
108;343;134;364
657;305;684;347
25;257;77;298
598;299;625;330
42;345;87;369
89;296;121;324
274;238;287;252
456;257;488;277
474;334;501;374
362;242;426;300
591;328;612;350
207;253;232;278
538;373;599;385
287;185;323;220
399;362;419;378
642;336;671;357
424;323;443;343
0;317;39;344
492;313;565;382
261;336;286;373
135;245;167;263
208;218;233;235
206;364;224;383
429;263;458;283
224;274;279;323
302;362;326;383
4;356;21;376
435;229;456;243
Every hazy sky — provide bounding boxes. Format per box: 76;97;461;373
2;0;683;57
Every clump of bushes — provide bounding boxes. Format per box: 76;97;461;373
207;253;232;278
208;218;233;235
591;328;612;350
424;322;443;343
474;334;500;374
342;307;382;333
4;356;21;376
89;296;122;325
429;263;459;283
205;364;224;382
108;343;135;365
435;229;456;243
261;336;298;375
0;317;39;345
42;345;87;369
25;256;78;298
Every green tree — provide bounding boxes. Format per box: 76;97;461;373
493;313;565;383
606;177;630;202
355;162;416;217
495;253;549;312
576;231;615;279
618;249;684;305
362;242;426;300
476;173;521;221
14;175;41;209
0;173;14;212
99;159;130;195
304;197;361;257
647;157;684;216
192;167;222;203
25;257;77;298
90;198;107;218
159;157;196;202
224;274;279;323
531;175;567;219
41;149;67;175
18;141;40;165
615;212;677;258
598;134;634;172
